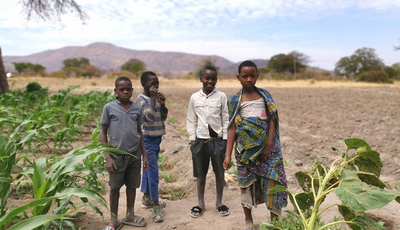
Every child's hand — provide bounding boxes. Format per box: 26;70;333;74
149;86;158;98
143;157;149;172
157;92;166;105
105;158;117;174
223;156;232;170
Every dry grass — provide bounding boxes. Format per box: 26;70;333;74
8;77;400;94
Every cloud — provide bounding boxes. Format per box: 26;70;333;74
1;0;399;70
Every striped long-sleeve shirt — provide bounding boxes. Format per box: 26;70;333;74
136;94;168;137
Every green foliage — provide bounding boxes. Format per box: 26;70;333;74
390;62;400;79
196;58;220;78
26;82;42;92
63;57;90;68
264;138;400;230
334;48;384;77
357;70;392;83
12;62;46;75
161;173;176;183
120;58;146;77
268;51;308;74
61;57;100;78
0;87;115;229
158;153;168;171
383;66;396;79
161;188;187;200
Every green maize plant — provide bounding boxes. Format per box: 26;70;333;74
0;118;52;230
14;144;128;229
263;138;400;230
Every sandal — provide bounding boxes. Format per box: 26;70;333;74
244;223;255;230
190;206;204;218
216;205;230;217
103;222;123;230
142;199;167;209
152;205;164;223
121;216;147;227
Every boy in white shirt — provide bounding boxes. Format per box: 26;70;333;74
187;66;230;218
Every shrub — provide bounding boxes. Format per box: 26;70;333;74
357;70;392;83
26;82;42;92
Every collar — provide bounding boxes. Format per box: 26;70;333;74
199;87;217;97
115;97;132;105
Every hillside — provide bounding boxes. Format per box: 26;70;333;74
3;42;268;74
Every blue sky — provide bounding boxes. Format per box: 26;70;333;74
1;0;399;71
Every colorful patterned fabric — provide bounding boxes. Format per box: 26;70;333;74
227;87;287;214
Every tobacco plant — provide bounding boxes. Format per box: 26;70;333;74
263;138;400;230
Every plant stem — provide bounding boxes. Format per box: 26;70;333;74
319;220;356;230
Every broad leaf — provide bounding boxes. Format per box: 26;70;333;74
354;147;382;176
336;170;399;213
291;192;314;212
345;138;370;151
267;185;288;194
294;171;313;192
356;172;385;189
338;205;385;230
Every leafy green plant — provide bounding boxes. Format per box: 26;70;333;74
169;117;177;124
161;188;187;200
161;173;176;183
158;153;168;171
263;138;400;230
26;82;42;92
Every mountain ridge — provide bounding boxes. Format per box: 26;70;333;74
3;42;269;74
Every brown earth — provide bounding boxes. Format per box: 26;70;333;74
7;78;400;230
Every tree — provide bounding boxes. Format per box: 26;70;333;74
0;47;10;94
12;62;29;74
21;0;88;23
12;62;46;75
61;57;98;77
267;52;307;74
63;57;90;68
391;62;400;79
0;0;88;95
196;57;220;77
121;59;146;77
334;47;384;77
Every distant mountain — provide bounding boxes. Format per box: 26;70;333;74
3;42;268;74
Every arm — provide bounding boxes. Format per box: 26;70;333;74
186;95;197;144
260;110;276;161
223;122;236;170
157;92;168;121
221;94;229;140
100;124;117;174
138;96;157;123
138;126;149;172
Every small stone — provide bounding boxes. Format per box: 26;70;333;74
294;160;303;166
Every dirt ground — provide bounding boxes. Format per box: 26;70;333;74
7;78;400;230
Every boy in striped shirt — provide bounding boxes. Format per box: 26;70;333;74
136;71;168;223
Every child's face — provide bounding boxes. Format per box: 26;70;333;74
237;66;258;90
200;69;217;94
114;80;133;103
143;75;159;93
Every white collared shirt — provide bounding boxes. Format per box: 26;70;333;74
187;88;229;141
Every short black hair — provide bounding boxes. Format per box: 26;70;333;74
201;66;218;78
238;60;258;74
115;76;132;88
141;71;157;85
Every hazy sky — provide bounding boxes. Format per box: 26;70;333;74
1;0;399;70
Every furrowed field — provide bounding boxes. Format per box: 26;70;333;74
1;77;400;230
